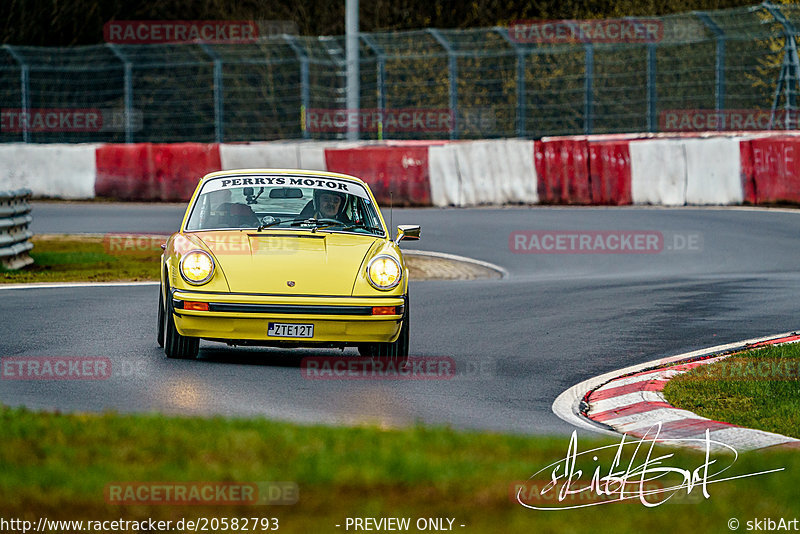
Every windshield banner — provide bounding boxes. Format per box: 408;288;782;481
201;175;369;199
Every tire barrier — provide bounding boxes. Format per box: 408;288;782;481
0;189;34;270
3;134;800;207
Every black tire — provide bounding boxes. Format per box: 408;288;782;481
157;286;165;348
358;294;409;364
163;284;199;360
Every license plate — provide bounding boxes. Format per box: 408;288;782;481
268;323;314;338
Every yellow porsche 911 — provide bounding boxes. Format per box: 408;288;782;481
157;169;420;361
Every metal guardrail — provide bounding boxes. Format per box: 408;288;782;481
0;189;34;270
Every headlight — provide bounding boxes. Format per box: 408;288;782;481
367;255;402;290
180;250;215;285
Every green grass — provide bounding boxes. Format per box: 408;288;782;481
664;343;800;439
2;406;799;534
0;235;161;283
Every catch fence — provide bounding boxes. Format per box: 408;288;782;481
2;2;800;142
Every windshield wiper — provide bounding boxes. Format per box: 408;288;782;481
289;217;345;233
258;217;334;232
340;222;382;234
256;218;283;232
258;217;378;234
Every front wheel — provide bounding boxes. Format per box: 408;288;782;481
157;286;165;348
163;285;199;360
358;294;409;364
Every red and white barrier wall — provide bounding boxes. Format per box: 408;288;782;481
2;133;800;207
741;135;800;204
629;137;744;206
0;143;98;199
95;143;221;201
429;140;538;206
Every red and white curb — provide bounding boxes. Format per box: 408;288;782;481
552;332;800;451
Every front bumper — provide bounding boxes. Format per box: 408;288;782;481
170;289;404;344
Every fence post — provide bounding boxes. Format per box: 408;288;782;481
428;29;458;140
647;44;657;132
4;46;30;143
200;45;224;143
317;36;349;139
763;2;800;129
495;27;526;138
107;44;134;143
695;12;726;123
361;34;386;140
284;36;311;139
584;43;594;135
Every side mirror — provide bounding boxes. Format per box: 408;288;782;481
395;224;421;244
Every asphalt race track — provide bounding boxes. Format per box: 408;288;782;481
2;203;800;436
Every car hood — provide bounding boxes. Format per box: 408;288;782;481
194;231;381;295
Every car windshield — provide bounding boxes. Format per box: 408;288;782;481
184;174;384;236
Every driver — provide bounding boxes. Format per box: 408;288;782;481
300;189;353;224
